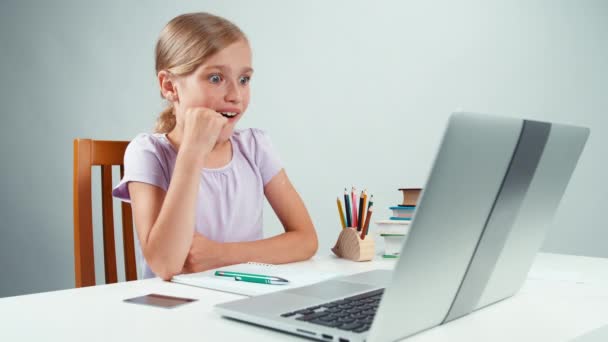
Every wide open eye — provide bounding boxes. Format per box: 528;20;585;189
239;76;251;85
208;74;223;83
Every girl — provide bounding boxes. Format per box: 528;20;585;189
112;12;318;280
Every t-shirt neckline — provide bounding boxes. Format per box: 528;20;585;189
157;133;236;173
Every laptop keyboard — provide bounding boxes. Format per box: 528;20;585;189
280;288;384;333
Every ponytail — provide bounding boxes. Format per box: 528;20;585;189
154;105;176;133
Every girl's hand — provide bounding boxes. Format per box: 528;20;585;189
180;107;228;168
181;232;223;274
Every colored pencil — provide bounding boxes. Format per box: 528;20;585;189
357;190;365;231
344;188;352;228
361;205;374;239
351;187;358;229
336;197;346;229
360;190;368;230
367;195;374;212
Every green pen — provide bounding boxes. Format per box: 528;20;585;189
215;271;290;285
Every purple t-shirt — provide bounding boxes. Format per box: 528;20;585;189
112;128;283;278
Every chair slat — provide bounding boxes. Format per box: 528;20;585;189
120;165;138;281
73;139;96;287
101;165;118;284
121;203;137;280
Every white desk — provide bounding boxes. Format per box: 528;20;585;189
1;253;607;341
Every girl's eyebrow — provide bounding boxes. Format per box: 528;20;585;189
203;65;254;73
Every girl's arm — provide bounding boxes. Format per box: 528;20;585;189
182;169;318;273
128;150;202;280
128;108;228;280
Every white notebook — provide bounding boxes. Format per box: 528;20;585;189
171;261;339;296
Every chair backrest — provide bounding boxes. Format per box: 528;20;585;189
73;139;137;287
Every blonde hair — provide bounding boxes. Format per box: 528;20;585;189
154;12;247;133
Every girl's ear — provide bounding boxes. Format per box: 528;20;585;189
158;70;179;102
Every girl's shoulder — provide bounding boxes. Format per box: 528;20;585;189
232;128;275;154
126;132;174;156
232;128;282;183
232;128;281;176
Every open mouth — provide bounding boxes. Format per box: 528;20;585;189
219;112;239;118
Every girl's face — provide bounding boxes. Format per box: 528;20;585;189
174;39;253;143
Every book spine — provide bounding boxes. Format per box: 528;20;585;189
391;211;414;218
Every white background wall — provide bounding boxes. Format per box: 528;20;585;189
0;0;606;297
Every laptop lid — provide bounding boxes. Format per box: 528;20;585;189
367;112;589;341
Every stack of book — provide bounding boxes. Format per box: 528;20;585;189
376;188;422;258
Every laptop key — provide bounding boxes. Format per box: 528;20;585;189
295;309;314;315
280;312;297;317
310;319;342;328
320;314;339;322
360;316;374;324
296;312;329;321
349;289;384;301
338;317;355;323
353;324;371;333
338;322;363;331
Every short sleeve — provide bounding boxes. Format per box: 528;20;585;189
112;134;169;202
251;129;283;186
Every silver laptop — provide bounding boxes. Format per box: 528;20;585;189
215;112;589;342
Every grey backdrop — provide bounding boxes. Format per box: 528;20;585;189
1;0;606;298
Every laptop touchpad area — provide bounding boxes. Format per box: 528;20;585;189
287;280;377;300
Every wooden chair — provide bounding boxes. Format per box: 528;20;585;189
73;139;137;287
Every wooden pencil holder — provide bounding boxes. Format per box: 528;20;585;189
331;227;375;262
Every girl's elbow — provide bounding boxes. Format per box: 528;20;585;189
308;241;318;258
143;249;184;281
154;264;182;281
304;230;319;258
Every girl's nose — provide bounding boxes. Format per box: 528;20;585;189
224;80;242;104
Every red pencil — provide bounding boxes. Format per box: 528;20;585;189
351;187;358;228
